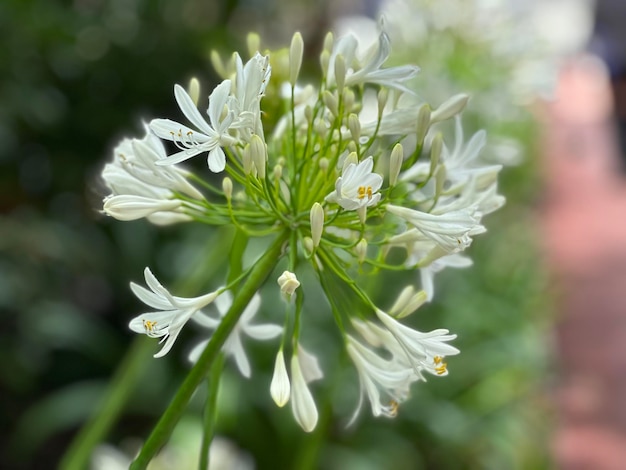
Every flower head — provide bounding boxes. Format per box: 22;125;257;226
325;157;383;211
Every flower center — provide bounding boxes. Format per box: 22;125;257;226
357;186;373;200
143;319;158;333
434;355;448;375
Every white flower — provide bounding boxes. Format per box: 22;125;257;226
290;349;320;432
374;309;459;375
150;81;237;172
103;129;204;200
277;271;300;297
328;30;419;92
128;268;220;358
346;335;413;423
386;204;482;253
270;349;291;407
189;292;282;378
103;195;183;222
325;157;383;210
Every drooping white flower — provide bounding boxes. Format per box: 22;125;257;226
374;309;459;376
189;292;282;378
346;335;413;423
270;349;291;407
128;267;220;358
150;81;238;171
326;157;383;211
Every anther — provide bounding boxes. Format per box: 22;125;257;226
143;319;157;333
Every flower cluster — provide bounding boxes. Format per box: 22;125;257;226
102;24;504;432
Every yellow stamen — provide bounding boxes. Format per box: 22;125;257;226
389;400;399;417
434;356;448;375
357;186;373;200
143;319;157;333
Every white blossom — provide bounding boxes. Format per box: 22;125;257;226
129;268;220;358
270;349;291;407
325;157;383;211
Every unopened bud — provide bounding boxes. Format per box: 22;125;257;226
355;239;368;263
250;134;267;179
389;143;403;186
435;164;447;198
348;114;361;143
188;78;200;106
246;32;261;57
304;105;313;124
222;177;233;201
310;203;324;247
273;164;283;180
390;286;428;318
430;133;442;176
334;54;346;92
302;236;314;256
270;349;291;407
242;143;253;175
430;93;469;123
343;88;355;112
320;50;330;77
323;31;334;53
342;152;358;172
323;90;338;117
277;156;286;166
314;120;328;138
357;206;367;224
377;88;389;117
210;50;227;79
416;104;431;145
289;32;304;86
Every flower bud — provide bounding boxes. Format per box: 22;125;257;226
342;151;358;172
304;105;313;124
302;237;314;256
357;206;367;224
389;143;403;187
250;134;267;179
318;157;329;173
430;133;443;176
320;49;330;77
277;270;300;296
222;177;233;201
430;93;469;123
103;195;181;221
188;77;200;106
323;31;334;54
273;164;283;180
242;143;253;175
246;32;261;57
270;349;291;407
210;50;227;79
289;32;304;86
343;88;355;112
435;163;447;198
377;88;388;117
348;114;361;144
334;54;346;92
416;104;431;145
323;90;338;117
355;239;368;263
310;203;324;247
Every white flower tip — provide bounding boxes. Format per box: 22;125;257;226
310;203;324;247
270;349;291;407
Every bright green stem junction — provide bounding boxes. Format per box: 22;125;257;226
130;231;288;470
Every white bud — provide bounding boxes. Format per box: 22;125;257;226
343;88;355;112
355;239;368;263
273;164;283;180
246;32;261;57
323;90;338;117
103;195;181;221
289;32;304;86
357;206;367;224
242;143;253;175
348;114;361;143
390;286;427;318
334;54;346;92
430;94;469;123
270;349;291;407
304;105;313;124
302;237;314;256
310;203;324;248
318;157;329;173
188;78;200;106
430;133;443;176
314;120;328;138
250;134;267;179
377;88;388;117
416;104;431;145
389;143;403;187
320;49;330;77
342;152;358;173
290;354;318;432
222;177;233;201
435;164;447;198
323;31;334;53
277;270;300;296
210;50;227;79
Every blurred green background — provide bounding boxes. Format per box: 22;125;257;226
0;0;553;468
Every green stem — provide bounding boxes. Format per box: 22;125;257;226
59;336;154;470
198;353;225;470
129;231;288;469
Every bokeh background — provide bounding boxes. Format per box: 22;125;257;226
3;0;625;469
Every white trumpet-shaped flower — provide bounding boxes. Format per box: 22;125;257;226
326;157;383;211
290;348;321;432
128;268;220;358
189;292;282;378
346;335;413;424
150;81;238;172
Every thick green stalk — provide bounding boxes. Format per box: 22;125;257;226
130;231;288;469
198;353;225;470
59;336;154;470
